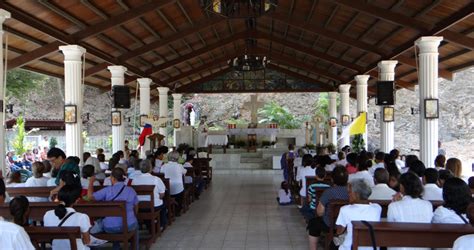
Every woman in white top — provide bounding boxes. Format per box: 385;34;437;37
388;172;433;250
44;185;91;250
432;178;471;224
25;161;50;202
161;151;186;215
296;154;316;202
0;217;35;250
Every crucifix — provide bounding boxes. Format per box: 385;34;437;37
242;94;264;124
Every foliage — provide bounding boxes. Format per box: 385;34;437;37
225;118;248;125
258;101;306;129
12;115;35;155
6;69;45;101
305;144;316;150
49;137;58;149
351;134;365;154
313;93;330;118
107;135;113;151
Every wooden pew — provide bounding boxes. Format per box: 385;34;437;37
0;202;136;250
133;185;160;247
352;221;474;248
193;158;212;188
152;173;175;226
305;176;330;200
26;226;81;250
325;199;443;250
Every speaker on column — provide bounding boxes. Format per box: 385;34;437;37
112;85;130;109
376;81;395;105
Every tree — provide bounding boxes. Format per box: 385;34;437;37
49;137;58;149
6;69;45;101
351;134;365;153
11;115;36;155
258;101;307;129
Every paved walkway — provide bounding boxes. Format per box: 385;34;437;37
151;170;308;250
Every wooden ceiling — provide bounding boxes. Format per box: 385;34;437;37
1;0;473;99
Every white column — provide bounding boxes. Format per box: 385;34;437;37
138;78;151;158
59;45;86;158
339;84;351;148
172;93;182;147
378;60;398;153
328;92;338;149
108;66;127;153
138;78;151;116
157;87;169;142
355;75;370;150
0;10;10;177
415;36;443;167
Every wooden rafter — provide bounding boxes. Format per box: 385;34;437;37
175;67;232;92
266;64;332;92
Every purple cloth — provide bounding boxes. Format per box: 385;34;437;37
93;182;139;229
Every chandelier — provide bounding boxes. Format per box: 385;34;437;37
229;55;268;71
201;0;278;18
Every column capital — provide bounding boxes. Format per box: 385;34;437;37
0;9;11;25
172;93;182;100
377;60;398;73
59;45;86;61
107;65;127;76
137;78;152;88
415;36;443;54
157;87;169;95
339;84;351;94
355;75;370;85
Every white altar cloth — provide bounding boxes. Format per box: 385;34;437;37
227;128;279;136
205;134;228;146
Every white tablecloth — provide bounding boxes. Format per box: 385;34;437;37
227;128;279;136
205;134;228;146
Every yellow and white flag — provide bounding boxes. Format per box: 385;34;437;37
339;112;366;141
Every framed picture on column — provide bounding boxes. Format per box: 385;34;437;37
424;99;439;119
111;111;121;126
383;107;394;122
64;105;77;124
173;119;181;128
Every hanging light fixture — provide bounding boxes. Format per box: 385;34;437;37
201;0;278;18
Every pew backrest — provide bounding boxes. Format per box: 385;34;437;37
26;226;81;250
352;221;474;248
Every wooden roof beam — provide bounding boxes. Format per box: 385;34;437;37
7;41;63;70
333;0;474;51
117;16;224;62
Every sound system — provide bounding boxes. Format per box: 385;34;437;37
112;85;130;109
376;81;395;105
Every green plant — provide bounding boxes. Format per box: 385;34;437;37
49;137;58;149
351;134;365;153
305;144;315;150
258;101;306;129
12;116;27;155
6;69;45;101
225;118;248;125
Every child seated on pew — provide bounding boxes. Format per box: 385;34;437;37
25;161;50;202
301;167;330;221
9;195;30;227
80;165;101;189
277;181;292;205
44;185;92;250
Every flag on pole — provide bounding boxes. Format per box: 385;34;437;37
338;112;366;141
138;123;153;146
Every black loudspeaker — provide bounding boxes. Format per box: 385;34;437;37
112;85;130;109
376;81;395;105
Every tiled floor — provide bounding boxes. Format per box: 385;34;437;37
151;170;308;250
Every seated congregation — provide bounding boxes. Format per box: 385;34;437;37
279;145;474;250
0;145;210;249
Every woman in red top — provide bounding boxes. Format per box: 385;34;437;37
345;153;358;174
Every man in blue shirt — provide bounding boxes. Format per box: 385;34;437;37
86;168;139;250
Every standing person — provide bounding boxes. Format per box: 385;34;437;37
280;144;297;182
334;179;382;250
161;151;187;216
86;168;139;250
131;159;167;229
43;185;91;250
24;162;50;202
